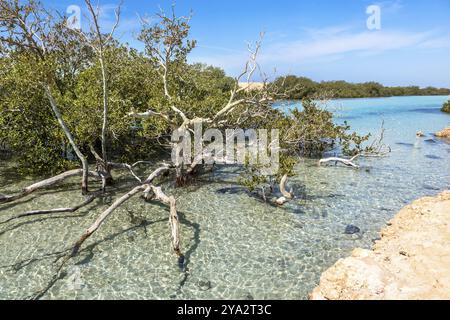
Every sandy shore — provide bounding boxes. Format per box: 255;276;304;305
238;82;265;91
310;191;450;300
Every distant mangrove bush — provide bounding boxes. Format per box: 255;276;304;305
272;75;450;100
0;1;390;289
442;101;450;113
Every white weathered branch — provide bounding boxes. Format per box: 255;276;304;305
0;169;100;204
71;185;145;256
275;174;293;205
127;109;171;122
149;185;182;257
279;174;293;199
143;165;170;184
319;156;360;168
44;86;90;193
70;165;177;258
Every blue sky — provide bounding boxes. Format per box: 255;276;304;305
43;0;450;87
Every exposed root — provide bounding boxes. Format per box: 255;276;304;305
275;196;289;206
109;162;143;183
279;174;293;199
275;174;293;206
149;185;183;260
28;254;71;300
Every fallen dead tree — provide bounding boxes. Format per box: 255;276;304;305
69;164;182;261
318;121;391;169
0;1;299;300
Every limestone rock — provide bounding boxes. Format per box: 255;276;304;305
310;191;450;300
436;126;450;139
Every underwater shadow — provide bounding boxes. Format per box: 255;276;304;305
0;195;112;235
75;217;168;266
176;210;201;292
0;196;38;212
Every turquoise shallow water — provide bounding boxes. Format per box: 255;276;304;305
0;96;449;300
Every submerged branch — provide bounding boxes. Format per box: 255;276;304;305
149;185;182;259
69;164;178;258
70;185;145;257
0;195;96;225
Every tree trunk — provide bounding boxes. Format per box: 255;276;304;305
99;56;109;168
44;86;90;194
89;145;114;188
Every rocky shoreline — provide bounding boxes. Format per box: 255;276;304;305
436;126;450;139
310;191;450;300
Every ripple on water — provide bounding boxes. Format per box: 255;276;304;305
1;96;450;299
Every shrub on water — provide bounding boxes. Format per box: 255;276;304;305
442;101;450;113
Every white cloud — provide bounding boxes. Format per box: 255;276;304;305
300;25;354;39
376;0;404;14
190;25;450;78
419;37;450;49
259;29;441;63
189;52;248;71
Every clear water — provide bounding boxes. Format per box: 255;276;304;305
0;96;449;300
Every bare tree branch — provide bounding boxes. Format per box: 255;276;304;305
0;169;100;205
